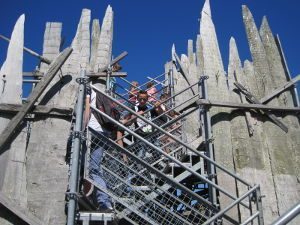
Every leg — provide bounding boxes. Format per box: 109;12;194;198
90;147;112;209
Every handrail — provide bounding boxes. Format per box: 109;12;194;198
91;84;252;187
271;202;300;225
202;185;261;225
89;92;253;212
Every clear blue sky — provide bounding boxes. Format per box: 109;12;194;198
1;0;299;95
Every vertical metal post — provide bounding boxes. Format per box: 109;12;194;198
256;186;264;225
67;70;86;225
169;68;176;108
199;76;217;206
106;66;112;94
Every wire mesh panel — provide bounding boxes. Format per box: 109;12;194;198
80;81;265;225
85;129;216;225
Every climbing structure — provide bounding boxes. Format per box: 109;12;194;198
0;1;299;225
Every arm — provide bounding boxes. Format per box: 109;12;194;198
83;95;91;130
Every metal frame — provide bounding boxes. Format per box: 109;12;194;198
66;70;86;225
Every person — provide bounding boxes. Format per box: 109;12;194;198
146;81;157;103
84;86;123;213
128;81;139;105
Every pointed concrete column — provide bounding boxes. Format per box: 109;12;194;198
259;17;300;223
0;15;28;222
196;35;204;76
26;9;91;225
242;5;276;100
95;5;113;71
228;37;254;135
89;19;101;72
199;0;236;219
187;39;194;64
242;60;280;224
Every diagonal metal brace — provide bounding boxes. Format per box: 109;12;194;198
234;82;288;133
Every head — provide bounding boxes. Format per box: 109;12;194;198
130;81;139;89
137;90;148;107
112;63;122;72
160;93;169;102
146;82;154;89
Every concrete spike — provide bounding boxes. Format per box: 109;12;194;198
95;5;114;72
187;39;194;64
199;1;235;218
259;16;300;221
228;37;242;91
40;22;62;72
196;35;204;76
259;16;295;107
89;19;101;71
242;5;276;99
241;59;281;224
66;8;91;73
243;7;298;222
171;43;176;62
0;13;27;208
199;0;227;92
26;9;91;225
201;0;211;18
0;14;24;104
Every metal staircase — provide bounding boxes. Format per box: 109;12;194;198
68;70;264;225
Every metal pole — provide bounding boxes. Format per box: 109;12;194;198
202;185;260;225
271;202;300;225
169;68;175;108
199;76;217;206
67;70;86;225
256;186;264;225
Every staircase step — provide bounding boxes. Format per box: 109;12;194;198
169;162;192;168
79;211;115;224
132;185;151;191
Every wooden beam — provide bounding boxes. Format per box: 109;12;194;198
98;51;128;72
195;99;300;112
0;103;72;117
180;98;300;113
173;52;195;95
0;191;42;225
0;47;73;151
259;74;300;104
234;82;289;132
0;34;51;64
86;72;127;78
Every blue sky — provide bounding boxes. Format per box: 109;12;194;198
0;0;299;95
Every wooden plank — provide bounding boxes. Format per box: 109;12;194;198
0;191;42;225
0;47;73;151
259;74;300;104
0;103;72;117
234;82;289;132
86;71;127;78
0;34;51;64
98;51;128;72
195;99;300;112
173;52;195;95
